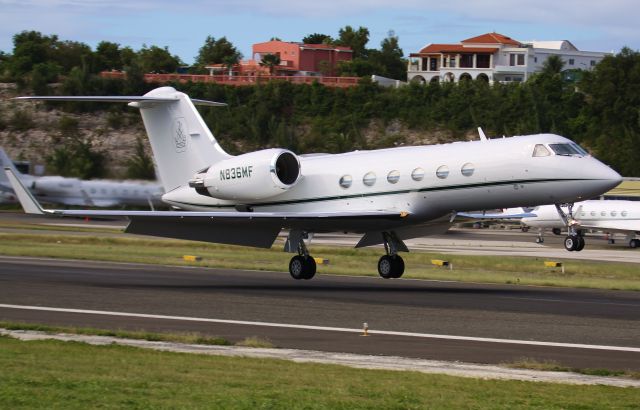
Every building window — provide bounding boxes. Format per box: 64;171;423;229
590;60;596;67
339;175;352;189
363;172;376;186
510;54;525;66
436;165;449;179
534;57;538;63
569;58;575;65
430;58;438;71
476;54;490;69
411;168;425;181
460;54;473;68
387;170;400;184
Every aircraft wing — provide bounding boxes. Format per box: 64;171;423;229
5;168;409;248
14;96;227;107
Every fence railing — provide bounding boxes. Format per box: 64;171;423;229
100;71;360;88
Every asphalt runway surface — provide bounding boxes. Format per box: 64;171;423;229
1;256;639;371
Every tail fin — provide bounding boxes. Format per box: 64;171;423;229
0;148;21;190
131;87;231;191
15;86;231;192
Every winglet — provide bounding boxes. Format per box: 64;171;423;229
477;127;488;142
3;167;45;214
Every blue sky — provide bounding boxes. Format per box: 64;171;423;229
1;0;638;64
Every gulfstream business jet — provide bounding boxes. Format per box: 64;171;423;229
6;86;621;280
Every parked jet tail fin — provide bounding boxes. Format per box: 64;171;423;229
15;87;231;192
3;168;44;215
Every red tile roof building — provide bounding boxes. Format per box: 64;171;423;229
408;32;607;83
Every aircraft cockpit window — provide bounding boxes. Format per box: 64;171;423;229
549;143;583;156
339;175;352;189
571;143;589;156
532;144;551;157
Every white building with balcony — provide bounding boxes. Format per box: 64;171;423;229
408;32;608;83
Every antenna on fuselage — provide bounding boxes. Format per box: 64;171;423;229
477;127;488;142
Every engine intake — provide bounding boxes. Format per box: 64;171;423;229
189;149;301;201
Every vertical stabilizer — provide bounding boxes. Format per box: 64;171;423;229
130;87;231;192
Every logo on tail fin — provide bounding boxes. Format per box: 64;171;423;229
173;118;188;153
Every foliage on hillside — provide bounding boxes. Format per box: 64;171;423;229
1;31;639;177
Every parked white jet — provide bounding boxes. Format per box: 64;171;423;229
521;200;640;250
6;86;622;279
0;148;164;208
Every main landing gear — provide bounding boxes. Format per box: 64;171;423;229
286;230;316;280
555;203;585;252
377;232;406;279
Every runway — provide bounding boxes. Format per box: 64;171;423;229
1;256;639;371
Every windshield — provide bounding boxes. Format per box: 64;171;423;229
549;143;586;157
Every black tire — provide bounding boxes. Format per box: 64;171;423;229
302;257;316;280
575;236;585;252
390;255;405;278
564;235;578;252
378;255;394;279
552;228;562;236
630;239;640;249
289;255;306;280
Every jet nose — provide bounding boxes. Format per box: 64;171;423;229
584;160;622;196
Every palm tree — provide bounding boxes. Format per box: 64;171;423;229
542;55;565;75
259;53;281;76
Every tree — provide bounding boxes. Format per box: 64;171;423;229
303;33;333;44
259;53;281;75
9;30;58;78
126;137;156;180
542;55;565;76
369;31;406;80
94;41;124;72
194;36;242;67
335;26;369;59
137;45;182;73
52;40;93;73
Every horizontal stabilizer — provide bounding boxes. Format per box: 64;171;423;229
14;96;227;107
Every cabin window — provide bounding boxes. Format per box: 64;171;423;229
611;211;617;217
339;175;352;189
601;211;607;217
622;211;628;217
363;172;376;186
533;144;551;157
387;170;400;184
591;211;596;217
461;163;475;177
411;168;425;181
436;165;449;179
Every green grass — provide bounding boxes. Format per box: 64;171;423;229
0;321;231;346
0;232;639;290
0;336;638;409
504;357;640;380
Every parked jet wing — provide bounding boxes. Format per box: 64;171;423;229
5;168;409;248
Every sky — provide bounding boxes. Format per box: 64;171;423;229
1;0;638;64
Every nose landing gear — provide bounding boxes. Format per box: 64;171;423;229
555;203;585;252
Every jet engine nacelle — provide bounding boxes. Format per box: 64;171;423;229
189;149;301;201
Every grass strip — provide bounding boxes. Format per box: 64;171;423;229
0;335;638;409
503;357;640;380
0;232;639;290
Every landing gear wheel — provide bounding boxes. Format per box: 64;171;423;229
535;237;544;244
575;236;585;252
630;239;640;249
378;255;405;279
289;255;316;280
564;235;580;252
552;228;562;236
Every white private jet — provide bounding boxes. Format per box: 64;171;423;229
0;148;164;208
521;200;640;250
5;86;622;280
